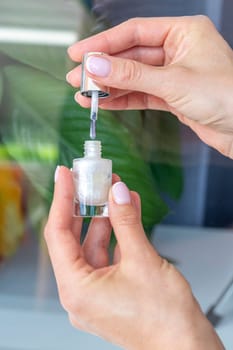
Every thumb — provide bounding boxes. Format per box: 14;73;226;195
85;53;168;98
109;182;157;260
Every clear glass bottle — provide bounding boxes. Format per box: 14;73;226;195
73;140;112;217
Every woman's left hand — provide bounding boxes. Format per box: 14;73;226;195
44;166;224;350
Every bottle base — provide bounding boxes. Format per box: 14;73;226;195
73;200;109;217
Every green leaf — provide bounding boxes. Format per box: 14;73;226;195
1;44;73;81
2;65;66;199
0;70;3;104
143;110;183;199
0;145;10;160
114;110;183;199
3;65;70;121
2;65;168;230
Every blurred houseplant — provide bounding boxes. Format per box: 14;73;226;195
0;0;182;256
0;150;25;260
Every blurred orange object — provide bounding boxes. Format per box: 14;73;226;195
0;163;25;260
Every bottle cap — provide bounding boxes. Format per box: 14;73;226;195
80;52;110;98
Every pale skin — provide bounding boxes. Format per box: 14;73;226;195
67;15;233;159
44;168;224;350
44;16;232;349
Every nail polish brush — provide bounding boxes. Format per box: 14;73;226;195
80;52;110;139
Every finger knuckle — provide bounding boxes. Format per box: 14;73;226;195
196;14;211;25
117;210;140;227
120;59;142;85
59;286;83;314
126;17;140;28
184;15;214;36
193;15;214;32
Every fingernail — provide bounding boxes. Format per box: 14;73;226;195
66;71;72;83
54;165;60;183
67;46;75;59
67;46;72;55
112;182;131;205
86;55;111;77
74;91;80;103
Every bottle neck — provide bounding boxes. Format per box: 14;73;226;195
84;140;102;158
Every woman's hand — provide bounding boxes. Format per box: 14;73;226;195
67;16;233;159
44;166;224;350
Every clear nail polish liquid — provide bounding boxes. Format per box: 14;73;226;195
73;140;112;217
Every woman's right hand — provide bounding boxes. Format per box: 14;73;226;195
67;16;233;158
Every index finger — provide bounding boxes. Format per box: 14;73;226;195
68;17;174;62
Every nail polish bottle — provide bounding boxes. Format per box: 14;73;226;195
73;140;112;217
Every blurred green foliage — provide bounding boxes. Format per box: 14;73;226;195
0;1;183;236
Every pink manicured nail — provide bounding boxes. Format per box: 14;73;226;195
86;55;111;77
112;182;131;205
54;165;60;183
